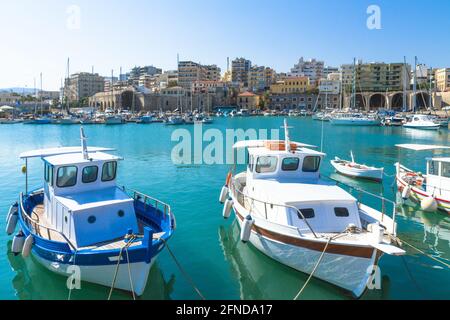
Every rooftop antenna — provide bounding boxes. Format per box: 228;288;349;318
80;127;89;160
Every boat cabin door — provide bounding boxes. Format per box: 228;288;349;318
426;159;450;198
43;161;55;220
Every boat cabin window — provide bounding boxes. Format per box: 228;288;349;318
302;156;321;173
82;166;99;184
102;161;117;182
428;161;439;176
441;162;450;178
44;163;54;186
255;156;278;173
56;166;78;188
282;157;300;171
297;208;315;219
334;207;350;217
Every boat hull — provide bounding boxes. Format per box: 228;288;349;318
32;252;154;295
330;119;381;126
403;124;440;130
232;206;380;298
331;160;383;181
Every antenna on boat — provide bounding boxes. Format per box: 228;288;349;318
80;127;89;160
283;119;293;152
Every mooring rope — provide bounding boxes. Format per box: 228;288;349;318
108;235;137;300
125;245;136;300
293;237;332;300
396;236;450;269
159;237;206;300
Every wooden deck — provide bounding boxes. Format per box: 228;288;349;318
30;204;164;251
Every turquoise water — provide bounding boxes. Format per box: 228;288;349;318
1;118;450;300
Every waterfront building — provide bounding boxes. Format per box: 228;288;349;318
0;93;19;105
323;66;339;78
104;77;118;92
237;91;260;110
269;93;339;110
156;70;179;90
64;72;104;102
319;79;341;95
289;57;324;86
270;77;310;94
232;58;252;87
129;65;162;79
222;70;232;82
248;66;276;92
435;68;450;92
36;90;60;100
341;61;410;93
178;61;221;90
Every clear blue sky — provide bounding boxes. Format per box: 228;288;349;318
1;0;449;90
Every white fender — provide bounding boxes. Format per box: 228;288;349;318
401;185;411;200
219;186;229;204
222;198;234;219
6;203;18;222
12;231;25;256
240;215;254;243
22;235;34;258
421;197;438;212
6;211;18;235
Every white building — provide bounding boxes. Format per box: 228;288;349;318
319;79;341;94
289;57;324;86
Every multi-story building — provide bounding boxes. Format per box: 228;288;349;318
36;90;60;100
248;66;276;92
64;72;104;102
340;61;410;93
270;77;310;94
435;68;450;92
289;58;324;86
104;77;118;92
129;66;162;79
232;58;252;87
0;93;19;105
269;93;340;110
205;65;221;81
323;66;339;78
156;70;178;90
319;79;341;94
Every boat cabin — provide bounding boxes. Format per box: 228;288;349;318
235;139;362;234
426;157;450;197
21;146;139;248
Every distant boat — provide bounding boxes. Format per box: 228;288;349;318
23;117;53;125
54;117;80;125
104;115;124;125
330;113;381;126
165;116;184;125
331;151;384;182
403;114;440;130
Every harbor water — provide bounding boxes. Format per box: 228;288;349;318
0;117;449;300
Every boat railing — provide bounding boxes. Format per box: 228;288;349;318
121;187;174;229
19;192;77;251
230;177;319;238
322;175;397;235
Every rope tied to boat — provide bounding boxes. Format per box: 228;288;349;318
158;237;206;300
293;237;332;300
108;234;137;300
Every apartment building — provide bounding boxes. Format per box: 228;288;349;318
270;77;310;94
248;66;276;92
64;72;104;102
232;58;252;87
178;61;221;90
435;68;450;92
289;57;324;86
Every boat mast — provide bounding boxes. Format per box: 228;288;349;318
34;77;37;115
429;66;433;110
403;56;407;112
80;127;89;160
413;56;417;113
284;119;291;152
66;57;70;114
352;58;356;110
40;72;43;116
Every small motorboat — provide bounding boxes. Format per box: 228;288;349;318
104;115;124;125
5;128;176;296
331;151;384;182
165;115;184;125
395;144;450;213
403;114;440;130
330;113;381;126
219;120;404;298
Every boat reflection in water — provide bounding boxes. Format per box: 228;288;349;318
6;243;175;300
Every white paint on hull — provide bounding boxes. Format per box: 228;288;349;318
33;253;154;296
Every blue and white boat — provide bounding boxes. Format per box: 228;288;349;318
5;128;176;296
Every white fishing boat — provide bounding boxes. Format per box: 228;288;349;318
104;115;124;125
331;152;384;182
165;115;184;125
395;144;450;213
5;128;176;296
219;120;404;298
55;116;80;125
403;114;440;130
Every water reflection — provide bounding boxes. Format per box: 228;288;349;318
6;243;175;300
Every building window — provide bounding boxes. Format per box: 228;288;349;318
82;166;99;184
57;166;78;188
102;161;117;182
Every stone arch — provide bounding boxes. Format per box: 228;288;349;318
414;91;430;110
391;93;404;111
121;91;134;110
355;94;366;109
369;93;387;110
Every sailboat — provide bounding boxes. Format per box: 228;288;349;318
331;151;384;182
24;73;52;124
